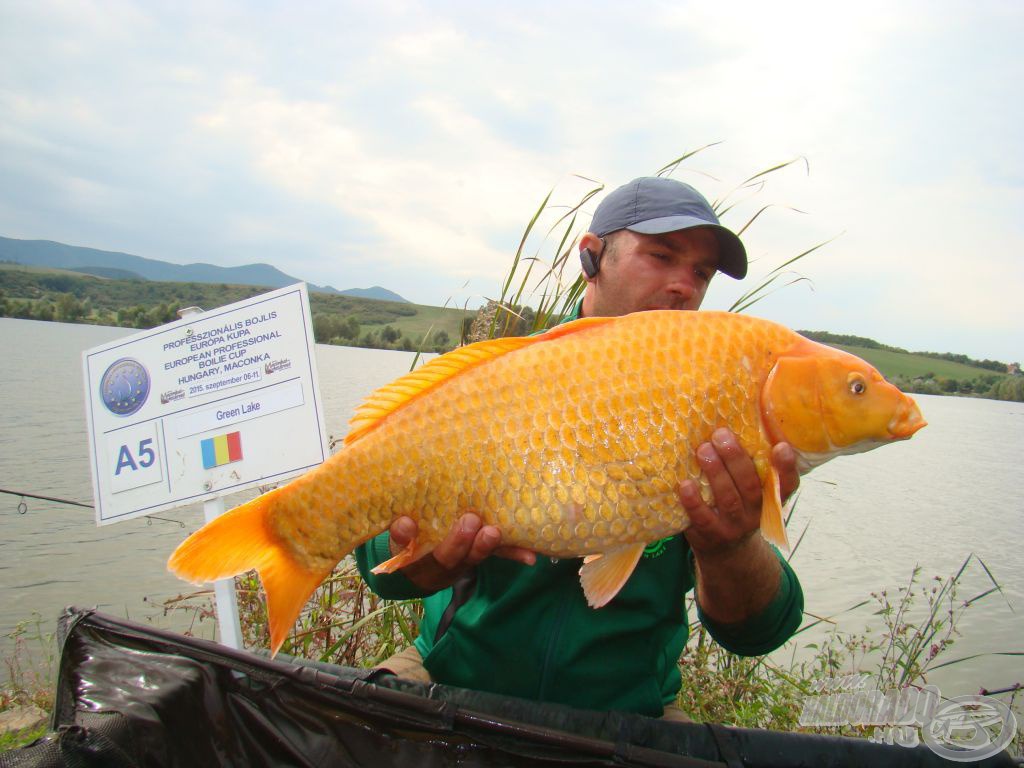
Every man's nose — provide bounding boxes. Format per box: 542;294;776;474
665;269;697;299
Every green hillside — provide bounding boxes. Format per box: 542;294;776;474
830;344;1000;380
823;343;1017;399
0;264;471;352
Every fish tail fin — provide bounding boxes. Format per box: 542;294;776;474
168;488;332;656
760;464;791;551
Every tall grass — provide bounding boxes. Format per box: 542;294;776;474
163;565;422;667
479;147;829;334
674;555;1021;738
158;553;1021;756
1;617;54;712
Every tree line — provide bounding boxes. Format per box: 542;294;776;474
887;371;1024;402
0;289;183;328
311;312;451;353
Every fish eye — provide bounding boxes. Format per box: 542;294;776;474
848;375;867;395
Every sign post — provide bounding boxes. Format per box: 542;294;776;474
203;496;243;649
179;304;244;650
82;283;328;650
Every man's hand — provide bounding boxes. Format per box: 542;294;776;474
387;513;536;593
678;428;799;624
679;428;799;555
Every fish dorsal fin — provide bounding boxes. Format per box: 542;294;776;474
344;316;616;445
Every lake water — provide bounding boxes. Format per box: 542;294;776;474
1;318;1021;698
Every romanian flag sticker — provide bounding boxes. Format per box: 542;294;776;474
201;431;243;470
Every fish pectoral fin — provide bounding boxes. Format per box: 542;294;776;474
760;463;791;551
578;543;646;608
371;538;427;574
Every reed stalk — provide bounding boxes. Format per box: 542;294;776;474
472;146;828;341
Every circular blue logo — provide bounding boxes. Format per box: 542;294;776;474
100;358;150;416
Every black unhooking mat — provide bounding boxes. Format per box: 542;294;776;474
1;607;1018;767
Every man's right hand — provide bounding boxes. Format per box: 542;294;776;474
388;513;536;593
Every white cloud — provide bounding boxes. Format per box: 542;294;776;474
0;0;1021;360
386;25;465;60
194;76;559;291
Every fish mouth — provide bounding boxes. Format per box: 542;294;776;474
889;396;927;439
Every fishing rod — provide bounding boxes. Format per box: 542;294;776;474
0;486;92;510
0;486;184;527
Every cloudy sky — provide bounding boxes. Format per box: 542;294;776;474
2;1;1022;362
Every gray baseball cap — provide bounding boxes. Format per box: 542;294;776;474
590;177;748;279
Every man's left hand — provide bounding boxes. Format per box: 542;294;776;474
679;428;799;556
677;428;799;624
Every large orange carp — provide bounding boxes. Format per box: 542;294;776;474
169;311;925;653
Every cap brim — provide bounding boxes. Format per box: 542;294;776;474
625;216;748;280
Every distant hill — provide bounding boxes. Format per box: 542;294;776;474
340;285;408;303
0;236;410;303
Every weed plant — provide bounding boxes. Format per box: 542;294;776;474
163;564;423;667
675;555;1021;752
1;617;54;713
0;616;55;750
158;553;1020;757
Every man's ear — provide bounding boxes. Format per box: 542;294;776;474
579;232;603;281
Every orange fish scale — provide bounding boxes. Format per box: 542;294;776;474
264;311;796;566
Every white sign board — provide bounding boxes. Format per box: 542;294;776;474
83;283;328;525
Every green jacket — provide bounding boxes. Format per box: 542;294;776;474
355;304;804;717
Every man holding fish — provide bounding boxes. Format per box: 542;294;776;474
357;177;805;718
170;175;924;719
